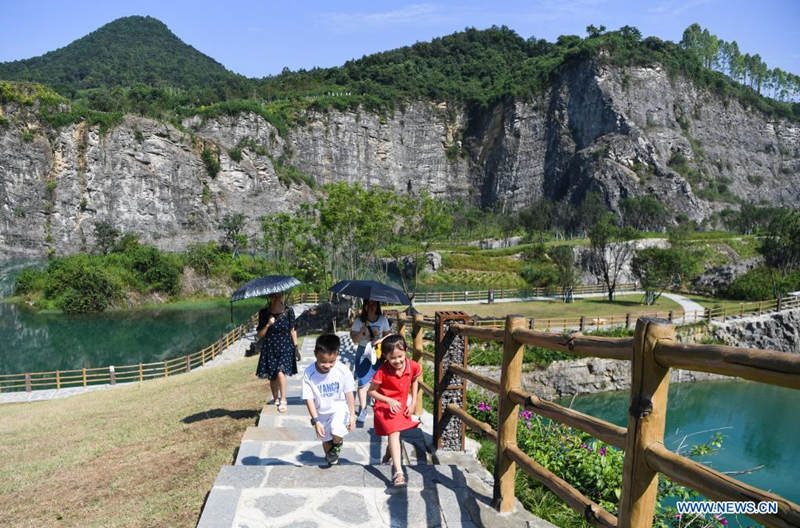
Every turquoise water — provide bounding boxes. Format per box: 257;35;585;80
565;380;800;504
0;260;262;375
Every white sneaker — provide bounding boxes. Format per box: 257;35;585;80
356;406;368;424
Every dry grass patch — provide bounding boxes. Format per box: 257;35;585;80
0;356;267;528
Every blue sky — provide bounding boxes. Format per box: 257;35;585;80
1;0;798;78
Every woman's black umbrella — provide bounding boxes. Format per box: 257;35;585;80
328;279;410;305
229;275;301;322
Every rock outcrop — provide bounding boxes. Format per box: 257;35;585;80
470;359;729;399
691;256;764;295
2;60;800;257
711;307;800;354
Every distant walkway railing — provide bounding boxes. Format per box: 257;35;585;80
415;294;800;331
292;283;639;305
395;312;800;528
0;314;259;394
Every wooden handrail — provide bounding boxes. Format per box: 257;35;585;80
419;380;433;397
445;403;496;441
512;329;633;361
449;323;505;342
448;363;501;394
508;388;626;449
654;341;800;390
645;442;800;528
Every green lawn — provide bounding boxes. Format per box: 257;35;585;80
413;294;681;323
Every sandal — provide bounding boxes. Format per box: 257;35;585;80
392;471;406;488
277;400;288;413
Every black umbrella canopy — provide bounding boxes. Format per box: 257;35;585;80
328;280;410;305
230;275;301;302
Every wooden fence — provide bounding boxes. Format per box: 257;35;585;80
395;312;800;528
425;293;800;331
292;283;639;305
0;314;259;393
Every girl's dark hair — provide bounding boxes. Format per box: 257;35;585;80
380;334;407;355
359;298;382;323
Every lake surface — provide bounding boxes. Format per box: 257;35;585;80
0;259;261;375
566;380;800;504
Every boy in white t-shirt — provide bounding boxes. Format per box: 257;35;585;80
302;334;356;466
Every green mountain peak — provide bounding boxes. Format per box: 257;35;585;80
0;15;240;93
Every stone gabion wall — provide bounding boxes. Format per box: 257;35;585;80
435;313;468;451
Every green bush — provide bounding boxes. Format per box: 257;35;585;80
520;262;559;287
228;148;242;162
13;269;46;295
129;246;183;295
186;242;226;276
56;266;121;313
201;147;220;178
724;267;800;300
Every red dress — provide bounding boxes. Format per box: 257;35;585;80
372;359;422;436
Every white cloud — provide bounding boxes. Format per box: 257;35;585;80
322;3;454;31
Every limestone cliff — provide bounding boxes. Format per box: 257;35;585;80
2;60;799;257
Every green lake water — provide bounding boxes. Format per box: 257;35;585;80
565;380;800;504
0;259;262;375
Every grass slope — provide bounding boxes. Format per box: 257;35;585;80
0;355;267;527
414;294;681;320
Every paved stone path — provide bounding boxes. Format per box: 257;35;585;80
197;334;553;528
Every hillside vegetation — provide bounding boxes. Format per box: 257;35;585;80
2;19;798;133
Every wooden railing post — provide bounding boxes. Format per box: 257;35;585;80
619;317;675;528
139;363;143;382
186;355;191;373
579;316;585;332
82;368;87;387
494;314;526;513
412;313;425;415
109;365;116;385
25;373;31;393
433;311;470;451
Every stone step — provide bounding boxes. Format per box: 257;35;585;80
235;426;431;466
197;463;548;528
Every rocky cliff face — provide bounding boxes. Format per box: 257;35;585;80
712;308;800;354
2;60;799;256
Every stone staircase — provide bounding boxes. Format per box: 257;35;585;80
197;335;551;528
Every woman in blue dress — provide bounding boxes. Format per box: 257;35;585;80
256;292;299;413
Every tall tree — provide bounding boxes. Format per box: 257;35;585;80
631;247;701;305
549;245;579;303
588;215;633;302
385;191;452;301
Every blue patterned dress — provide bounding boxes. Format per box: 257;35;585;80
256;307;297;380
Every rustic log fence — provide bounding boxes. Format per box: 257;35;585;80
407;293;800;332
397;311;800;528
0;314;259;393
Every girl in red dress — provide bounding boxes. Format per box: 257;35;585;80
367;334;421;487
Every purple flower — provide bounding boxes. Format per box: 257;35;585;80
580;443;587;449
719;519;728;526
599;446;607;456
675;514;682;520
